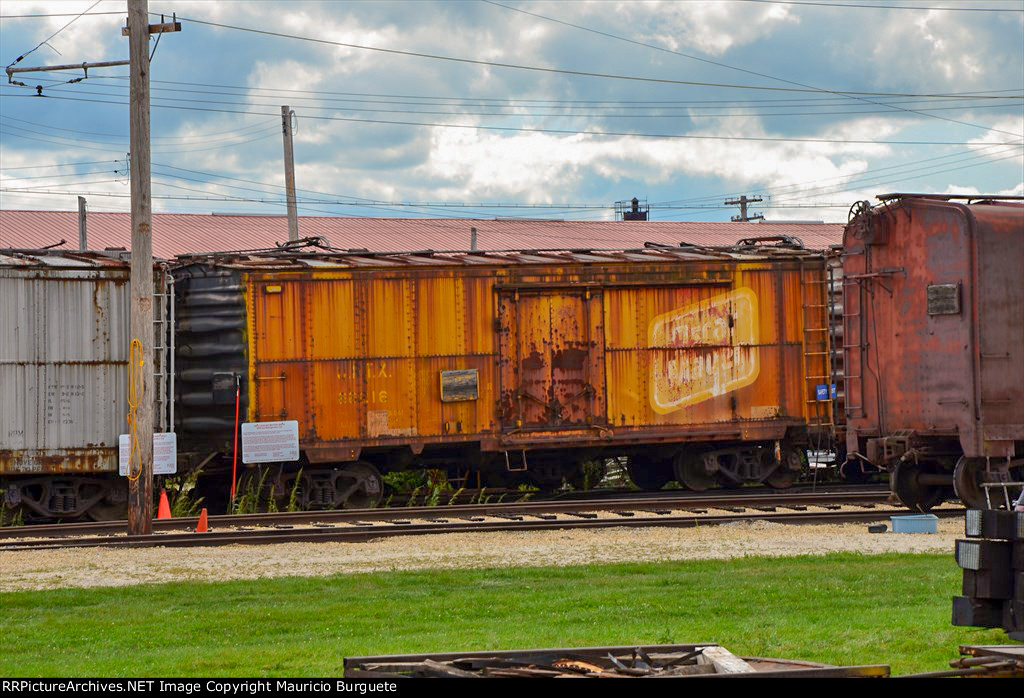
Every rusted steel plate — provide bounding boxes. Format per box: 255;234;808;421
196;246;830;459
843;196;1024;461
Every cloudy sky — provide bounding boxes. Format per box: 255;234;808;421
1;0;1021;223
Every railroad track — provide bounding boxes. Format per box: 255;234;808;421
0;487;890;539
1;489;958;551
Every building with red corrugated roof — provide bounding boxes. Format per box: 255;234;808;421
0;210;843;256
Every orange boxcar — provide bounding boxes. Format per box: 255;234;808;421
173;241;835;508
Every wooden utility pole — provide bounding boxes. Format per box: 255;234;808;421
126;0;154;535
281;105;299;241
725;195;764;222
6;1;178;534
124;1;180;535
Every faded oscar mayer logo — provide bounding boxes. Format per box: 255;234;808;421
649;288;760;414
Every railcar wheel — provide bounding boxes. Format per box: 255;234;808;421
625;458;673;491
892;461;947;511
674;453;717;492
953;457;988;509
335;462;383;509
952;457;1023;510
299;462;383;510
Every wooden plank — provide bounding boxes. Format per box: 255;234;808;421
121;21;182;36
697;646;756;674
651;664;716;677
421;659;482;678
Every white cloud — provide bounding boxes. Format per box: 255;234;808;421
588;0;798;57
2;1;1019;221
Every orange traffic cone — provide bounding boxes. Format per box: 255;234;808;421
157;489;172;520
196;508;209;533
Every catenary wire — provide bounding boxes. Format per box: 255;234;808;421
0;90;1013;145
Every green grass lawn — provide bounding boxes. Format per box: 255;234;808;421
0;552;1008;677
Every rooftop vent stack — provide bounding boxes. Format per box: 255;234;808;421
617;196;649;221
78;196;87;250
470;226;478;251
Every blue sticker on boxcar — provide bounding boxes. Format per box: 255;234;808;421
830;384;837;398
816;385;829;401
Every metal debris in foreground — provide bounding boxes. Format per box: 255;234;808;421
903;645;1024;678
343;644;890;678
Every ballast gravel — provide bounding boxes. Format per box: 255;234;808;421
0;518;963;592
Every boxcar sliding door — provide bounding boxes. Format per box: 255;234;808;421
497;289;606;432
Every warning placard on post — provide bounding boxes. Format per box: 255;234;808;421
242;420;300;464
119;432;178;476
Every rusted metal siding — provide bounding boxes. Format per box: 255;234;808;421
974;203;1024;453
497;289;605;431
601;264;818;434
237;246;829;460
0;255;142;474
843;196;1024;459
249;271;500;449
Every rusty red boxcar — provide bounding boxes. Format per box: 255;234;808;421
842;194;1024;510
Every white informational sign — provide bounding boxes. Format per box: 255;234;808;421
119;432;178;476
241;420;300;464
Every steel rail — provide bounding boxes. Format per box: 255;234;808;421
0;488;892;540
0;501;951;551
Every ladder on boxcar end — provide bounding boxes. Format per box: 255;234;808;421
799;260;833;431
151;271;175;433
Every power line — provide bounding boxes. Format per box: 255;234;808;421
2;90;1014;146
0;117;280;146
731;0;1024;12
0;124;280;154
58;73;1024;103
11;83;1021;120
0;11;126;19
0;113;279;141
0;168;125;182
3;0;103;68
168;11;1024;108
768;149;1024;204
653;142;1024;205
148;142;1022;214
54;147;1017;218
482;0;1023;138
21;72;1024;108
2;177;128;191
0;159;123;171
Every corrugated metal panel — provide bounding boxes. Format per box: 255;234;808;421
0;253;168;475
0;209;845;257
0;266;129;474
